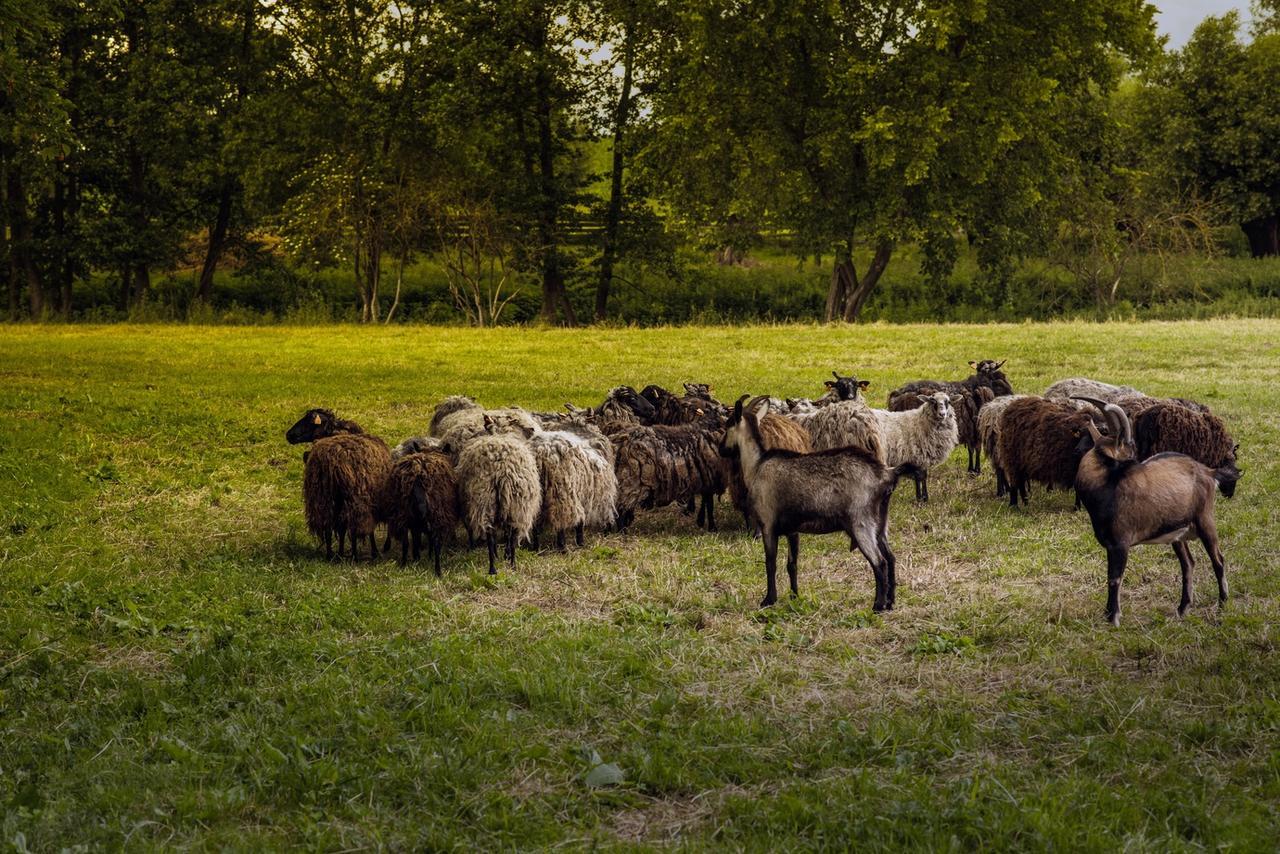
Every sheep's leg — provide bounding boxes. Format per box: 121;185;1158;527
399;533;409;567
368;533;378;559
324;529;334;560
704;493;717;532
412;527;422;562
555;529;566;551
1008;477;1021;508
1197;517;1228;606
1173;542;1195;617
1105;546;1128;626
684;496;697;517
382;531;392;555
575;523;584;547
761;528;779;608
1019;480;1029;506
507;527;518;568
995;466;1006;498
486;532;498;575
973;444;981;475
431;531;443;578
337;529;346;558
530;528;540;550
350;528;360;561
785;533;800;598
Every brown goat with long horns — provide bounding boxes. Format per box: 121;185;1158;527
1071;396;1235;625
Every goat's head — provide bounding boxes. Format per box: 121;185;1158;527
721;394;766;458
286;408;341;444
825;372;870;401
1072;396;1134;463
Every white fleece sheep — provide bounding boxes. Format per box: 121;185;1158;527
870;391;959;501
455;430;541;574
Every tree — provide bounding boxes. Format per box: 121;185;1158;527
642;0;1157;321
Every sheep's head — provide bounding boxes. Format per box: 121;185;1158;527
639;384;673;407
825;372;870;401
1072;397;1135;464
925;392;956;424
286;408;342;444
606;386;657;421
969;359;1012;395
683;382;714;399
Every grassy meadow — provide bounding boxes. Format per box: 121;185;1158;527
2;321;1279;850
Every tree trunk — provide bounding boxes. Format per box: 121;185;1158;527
824;239;854;322
1;156;15;321
533;20;575;327
5;165;44;318
56;173;78;318
1242;214;1280;258
198;184;233;302
842;241;893;322
131;263;150;307
595;23;634;323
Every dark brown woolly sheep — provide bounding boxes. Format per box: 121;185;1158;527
641;383;728;427
1134;404;1241;497
727;399;814;528
609;422;727;531
996;396;1099;508
887;360;1009;473
377;451;460;574
303;433;392;560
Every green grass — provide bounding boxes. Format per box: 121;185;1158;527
2;321;1278;849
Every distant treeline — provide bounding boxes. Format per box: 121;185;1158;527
3;1;1279;325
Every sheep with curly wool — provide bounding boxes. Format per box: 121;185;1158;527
378;450;460;573
528;428;619;549
978;395;1030;497
1133;403;1241;497
455;418;542;574
609;421;727;532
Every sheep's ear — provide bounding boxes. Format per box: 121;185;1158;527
824;380;836;388
968;360;977;368
995;360;1006;369
482;414;494;429
312;413;323;425
858;380;870;389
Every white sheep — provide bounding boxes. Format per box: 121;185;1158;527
799;398;885;462
528;429;618;549
455;422;542;574
870;391;959;501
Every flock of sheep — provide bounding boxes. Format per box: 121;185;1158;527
284;360;1242;624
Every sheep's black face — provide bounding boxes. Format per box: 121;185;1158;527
639;384;671;408
683;382;713;399
286;408;335;444
614;387;657;420
970;359;1012;395
825;372;869;401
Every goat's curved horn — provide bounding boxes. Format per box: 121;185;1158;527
746;395;770;415
1071;396;1130;445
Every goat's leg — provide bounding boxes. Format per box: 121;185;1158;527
486;531;497;575
785;533;800;598
1173;542;1195;617
853;523;887;611
1008;477;1021;508
761;528;779;607
879;530;897;610
1197;517;1228;606
575;522;584;547
704;492;717;532
1105;546;1128;626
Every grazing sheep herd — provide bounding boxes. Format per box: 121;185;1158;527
284;360;1244;625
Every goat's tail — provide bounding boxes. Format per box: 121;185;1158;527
889;462;923;488
1213;464;1242;499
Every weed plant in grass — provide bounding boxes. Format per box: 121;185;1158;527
1;321;1278;848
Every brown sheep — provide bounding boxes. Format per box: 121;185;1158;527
303;433;392;560
996;397;1099;508
1134;403;1241;497
609;422;727;531
378;450;460;574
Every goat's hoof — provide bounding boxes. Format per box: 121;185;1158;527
1106;611;1120;626
759;596;777;608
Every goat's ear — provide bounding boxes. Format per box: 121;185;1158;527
858;380;870;389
